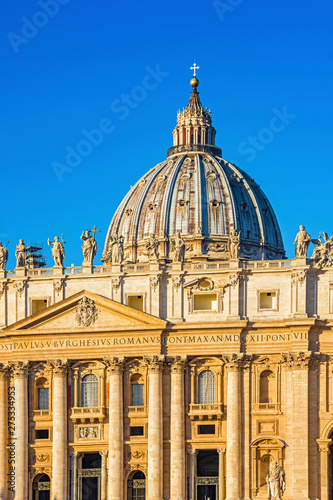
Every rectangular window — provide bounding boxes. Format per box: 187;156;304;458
259;292;277;310
36;429;49;439
128;295;144;312
38;388;49;410
132;384;144;406
193;294;217;311
198;424;216;435
130;426;144;436
32;299;48;315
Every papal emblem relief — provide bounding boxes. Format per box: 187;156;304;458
76;297;98;327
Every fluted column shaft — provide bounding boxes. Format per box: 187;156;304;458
0;366;9;500
146;356;164;500
225;356;242;500
105;357;124;500
51;360;68;500
170;356;186;500
13;362;29;500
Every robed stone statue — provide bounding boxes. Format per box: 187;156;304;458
266;461;285;500
0;242;8;271
294;225;311;258
81;230;98;266
15;239;26;268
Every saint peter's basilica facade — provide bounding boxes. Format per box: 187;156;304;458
0;73;332;500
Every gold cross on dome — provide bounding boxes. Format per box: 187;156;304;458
190;63;200;76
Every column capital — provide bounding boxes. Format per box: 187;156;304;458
187;448;198;455
217;448;226;454
222;353;251;371
48;358;69;377
317;439;332;453
0;362;12;380
12;361;29;378
99;450;108;458
169;355;187;373
103;356;125;373
281;351;319;370
143;355;165;373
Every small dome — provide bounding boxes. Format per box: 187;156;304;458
103;78;285;263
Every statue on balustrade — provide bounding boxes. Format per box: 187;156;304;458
0;242;8;270
266;461;285;500
145;234;159;261
228;229;240;259
48;236;65;267
294;225;310;258
170;231;185;263
15;239;26;268
81;229;98;266
111;236;124;264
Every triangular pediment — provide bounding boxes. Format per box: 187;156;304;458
3;290;167;333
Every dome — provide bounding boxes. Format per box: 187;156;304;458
103;78;285;263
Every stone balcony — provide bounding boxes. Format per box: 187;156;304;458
33;409;52;421
189;403;223;421
126;405;148;417
251;403;281;414
70;406;106;424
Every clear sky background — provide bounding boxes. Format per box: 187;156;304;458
1;0;332;268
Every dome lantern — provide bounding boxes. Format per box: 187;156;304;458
168;64;221;158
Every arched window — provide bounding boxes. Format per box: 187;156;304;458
81;374;98;408
260;370;275;404
127;471;146;500
36;377;49;410
131;374;144;407
198;370;215;404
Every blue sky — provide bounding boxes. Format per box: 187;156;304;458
1;0;332;268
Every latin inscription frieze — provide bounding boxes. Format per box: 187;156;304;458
0;331;307;352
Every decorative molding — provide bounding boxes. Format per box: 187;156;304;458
111;277;122;290
291;270;307;285
53;279;64;295
0;280;8;299
172;275;184;289
281;351;319;370
76;296;98;327
150;275;162;291
79;426;99;439
14;280;27;296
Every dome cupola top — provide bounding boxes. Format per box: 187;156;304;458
167;64;222;158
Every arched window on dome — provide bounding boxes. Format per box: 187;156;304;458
81;374;98;408
198;370;215;404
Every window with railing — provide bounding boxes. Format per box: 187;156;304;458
198;370;215;404
81;374;98;408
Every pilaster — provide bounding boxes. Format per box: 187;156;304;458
0;364;10;500
50;358;69;500
170;356;187;500
144;355;164;500
104;356;125;500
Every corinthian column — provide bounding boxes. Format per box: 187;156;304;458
50;359;69;500
0;364;10;500
224;354;243;500
170;356;187;500
13;361;29;500
104;356;125;500
145;355;164;500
